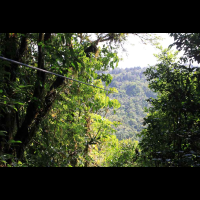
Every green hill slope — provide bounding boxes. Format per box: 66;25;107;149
103;67;157;140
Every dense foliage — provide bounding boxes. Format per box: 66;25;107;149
0;33;159;167
3;33;200;167
139;36;200;167
98;67;156;140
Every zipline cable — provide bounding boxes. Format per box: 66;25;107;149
0;56;116;93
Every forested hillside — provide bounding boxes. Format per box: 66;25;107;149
99;67;156;140
2;33;200;167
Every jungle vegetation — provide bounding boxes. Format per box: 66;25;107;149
1;33;200;167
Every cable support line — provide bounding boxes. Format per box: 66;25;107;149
0;56;115;93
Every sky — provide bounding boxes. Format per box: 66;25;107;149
116;33;200;68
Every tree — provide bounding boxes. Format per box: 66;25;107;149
169;33;200;64
0;33;160;166
139;45;200;167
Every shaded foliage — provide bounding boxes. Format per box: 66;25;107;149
139;44;200;167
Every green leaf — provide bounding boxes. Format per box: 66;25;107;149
0;131;6;136
71;62;75;68
8;140;22;144
15;102;24;105
18;85;33;88
18;161;22;165
0;89;3;93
